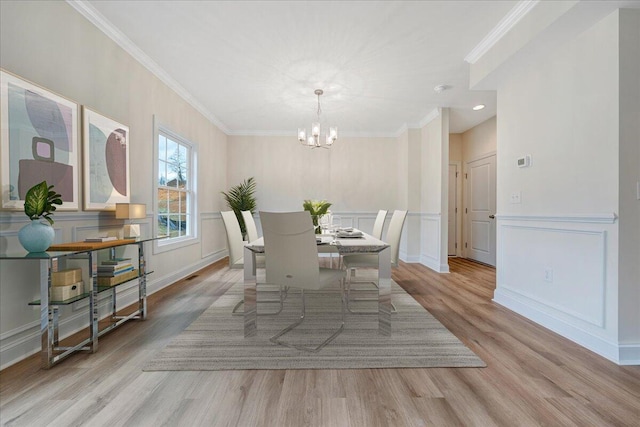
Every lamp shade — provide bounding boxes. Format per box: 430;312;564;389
115;203;146;219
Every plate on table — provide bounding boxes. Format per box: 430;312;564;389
337;230;363;238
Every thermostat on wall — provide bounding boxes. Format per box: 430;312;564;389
517;155;531;168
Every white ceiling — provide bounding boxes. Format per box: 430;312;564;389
82;0;520;135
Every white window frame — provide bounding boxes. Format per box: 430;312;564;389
153;117;198;253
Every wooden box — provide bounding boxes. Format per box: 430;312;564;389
51;281;84;301
52;268;82;286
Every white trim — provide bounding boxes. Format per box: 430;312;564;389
464;0;540;64
496;213;617;224
493;289;624;365
418;108;441;129
66;0;230;134
619;344;640;366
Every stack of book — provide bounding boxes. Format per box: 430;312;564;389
97;258;138;286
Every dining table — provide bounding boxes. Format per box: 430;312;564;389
242;229;392;337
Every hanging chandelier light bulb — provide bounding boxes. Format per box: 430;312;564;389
298;89;338;149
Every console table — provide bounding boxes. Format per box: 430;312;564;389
0;237;158;369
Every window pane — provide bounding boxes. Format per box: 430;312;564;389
168;214;180;238
177;214;186;236
157;189;168;214
166;138;178;163
158;160;167;186
179;191;187;214
166;167;178;187
158;214;169;236
167;189;179;214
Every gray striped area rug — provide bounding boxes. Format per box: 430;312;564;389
143;278;486;370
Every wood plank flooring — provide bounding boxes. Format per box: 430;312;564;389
1;258;639;426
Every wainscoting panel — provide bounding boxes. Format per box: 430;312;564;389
494;215;623;363
201;212;227;260
420;214;444;272
499;224;606;327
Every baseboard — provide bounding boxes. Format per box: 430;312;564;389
619;344;640;365
0;254;224;371
420;255;449;273
493;288;633;365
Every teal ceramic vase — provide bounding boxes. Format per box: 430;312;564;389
18;219;55;252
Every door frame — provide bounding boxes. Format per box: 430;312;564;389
449;161;463;257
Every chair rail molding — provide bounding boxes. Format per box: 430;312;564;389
495;213;617;224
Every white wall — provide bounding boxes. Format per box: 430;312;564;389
617;9;640;357
0;1;228;369
487;9;638;364
419;109;449;273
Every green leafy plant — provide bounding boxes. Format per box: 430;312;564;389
23;181;63;225
302;199;332;233
221;177;257;238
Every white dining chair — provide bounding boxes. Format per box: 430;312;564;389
221;211;244;269
241;210;260;243
261;211;347;352
343;210;407;313
229;210;274;315
371;209;388;239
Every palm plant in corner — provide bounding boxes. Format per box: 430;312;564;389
302;199;332;234
18;181;63;252
221;177;257;240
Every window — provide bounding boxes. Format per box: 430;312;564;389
155;126;197;246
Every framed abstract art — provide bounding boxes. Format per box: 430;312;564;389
0;70;79;210
82;107;130;210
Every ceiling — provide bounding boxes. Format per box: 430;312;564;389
82;0;520;135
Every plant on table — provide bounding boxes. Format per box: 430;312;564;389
302;199;332;234
18;181;62;252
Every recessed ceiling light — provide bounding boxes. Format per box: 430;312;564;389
472;104;485;111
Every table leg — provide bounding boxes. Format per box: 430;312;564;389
89;251;99;353
40;259;53;369
378;246;392;335
244;246;257;337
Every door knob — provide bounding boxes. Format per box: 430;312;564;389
489;215;495;219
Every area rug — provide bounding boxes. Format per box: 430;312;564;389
143;277;486;371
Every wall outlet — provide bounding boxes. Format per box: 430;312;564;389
510;191;522;204
544;269;553;283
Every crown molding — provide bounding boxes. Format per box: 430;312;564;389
418;108;440;128
66;0;231;134
464;0;539;64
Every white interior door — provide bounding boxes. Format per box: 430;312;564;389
448;164;457;256
465;155;496;266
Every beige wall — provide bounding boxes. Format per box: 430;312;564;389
226;135;399;213
0;1;228;368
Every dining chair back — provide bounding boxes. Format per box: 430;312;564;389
371;210;387;240
260;211;346;352
261;211;321;290
221;211;244;269
241;210;259;243
387;210;408;267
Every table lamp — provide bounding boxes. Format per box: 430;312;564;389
115;203;146;238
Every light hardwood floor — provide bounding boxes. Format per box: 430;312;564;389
1;258;639;426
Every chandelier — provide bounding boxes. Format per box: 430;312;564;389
297;89;337;148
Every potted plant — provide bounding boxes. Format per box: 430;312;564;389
302;199;332;234
17;181;62;252
221;177;257;239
